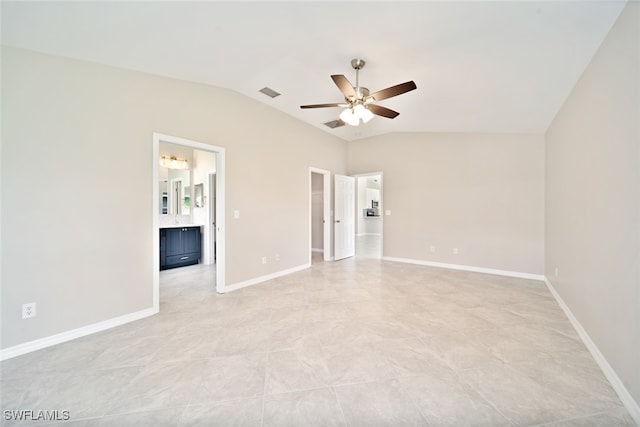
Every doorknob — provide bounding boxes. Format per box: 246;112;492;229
336;220;341;223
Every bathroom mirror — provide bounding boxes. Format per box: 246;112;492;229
159;180;168;215
182;185;191;214
164;168;190;215
194;183;204;208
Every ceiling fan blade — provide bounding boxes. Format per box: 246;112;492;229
300;103;342;109
369;81;417;102
368;104;400;119
331;75;356;98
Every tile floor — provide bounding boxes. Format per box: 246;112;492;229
1;248;637;426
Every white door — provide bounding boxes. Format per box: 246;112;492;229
334;174;355;260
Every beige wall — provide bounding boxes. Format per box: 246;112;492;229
348;132;545;274
1;47;347;349
545;2;640;405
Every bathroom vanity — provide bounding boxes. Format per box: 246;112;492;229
159;225;202;270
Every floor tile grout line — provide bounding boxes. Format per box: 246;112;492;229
330;385;350;427
259;325;271;427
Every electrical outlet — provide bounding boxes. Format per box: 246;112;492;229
233;210;240;219
22;302;37;319
262;256;267;265
275;254;281;261
453;248;459;255
555;267;559;277
429;246;435;253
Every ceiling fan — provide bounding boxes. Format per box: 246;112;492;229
300;58;417;127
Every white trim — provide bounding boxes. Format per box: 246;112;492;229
0;308;155;361
309;167;331;263
225;263;310;293
214;149;226;292
152;140;160;312
382;256;545;281
312;248;324;253
543;278;640;424
153;133;226;300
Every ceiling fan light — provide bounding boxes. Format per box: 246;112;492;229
353;104;365;116
361;107;374;123
339;108;359;126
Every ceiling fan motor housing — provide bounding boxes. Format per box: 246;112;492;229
351;58;366;70
353;87;369;102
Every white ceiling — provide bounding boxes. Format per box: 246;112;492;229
1;1;627;141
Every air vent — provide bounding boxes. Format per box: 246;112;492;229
258;87;281;98
324;120;343;129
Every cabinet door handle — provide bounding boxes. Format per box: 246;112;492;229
180;256;189;260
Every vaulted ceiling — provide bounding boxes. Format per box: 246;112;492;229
1;1;627;141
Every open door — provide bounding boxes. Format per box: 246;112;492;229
334;174;355;260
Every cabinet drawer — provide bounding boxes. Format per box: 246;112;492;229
165;252;200;268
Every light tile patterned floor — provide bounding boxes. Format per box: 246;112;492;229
1;249;636;426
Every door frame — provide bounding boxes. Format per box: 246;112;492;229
352;171;384;258
207;172;217;265
153;132;226;312
309;167;332;263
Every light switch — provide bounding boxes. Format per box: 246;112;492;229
234;210;240;219
385;210;391;216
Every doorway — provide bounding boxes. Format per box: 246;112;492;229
152;133;226;313
354;172;383;259
309;168;331;264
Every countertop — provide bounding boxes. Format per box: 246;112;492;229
159;224;205;229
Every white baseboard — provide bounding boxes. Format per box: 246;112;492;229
382;256;545;281
543;278;640;425
311;248;324;253
0;307;156;361
225;263;310;293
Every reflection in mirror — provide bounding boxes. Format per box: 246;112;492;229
194;183;204;208
171;179;182;215
159;141;194;218
160;180;168;214
183;186;191;215
166;169;190;215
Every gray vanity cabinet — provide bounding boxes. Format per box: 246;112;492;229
160;227;201;270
